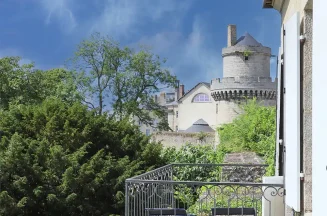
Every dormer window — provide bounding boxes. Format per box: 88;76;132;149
193;93;210;102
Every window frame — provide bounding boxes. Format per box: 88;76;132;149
192;93;211;103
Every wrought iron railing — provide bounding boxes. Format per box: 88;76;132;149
125;164;284;216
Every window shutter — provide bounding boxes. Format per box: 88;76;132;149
276;47;283;176
284;12;300;212
313;1;327;214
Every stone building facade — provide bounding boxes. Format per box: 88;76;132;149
138;25;277;146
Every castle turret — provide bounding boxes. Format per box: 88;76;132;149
223;32;271;78
211;25;277;127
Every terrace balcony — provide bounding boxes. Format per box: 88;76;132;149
125;164;284;216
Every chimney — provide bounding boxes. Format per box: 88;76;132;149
227;25;237;47
159;92;166;105
178;84;185;99
175;80;180;101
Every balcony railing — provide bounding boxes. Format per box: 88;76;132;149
125;164;285;216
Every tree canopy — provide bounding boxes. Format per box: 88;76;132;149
0;32;177;215
69;33;177;130
0;99;165;215
0;57;81;109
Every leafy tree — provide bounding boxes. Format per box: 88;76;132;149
0;99;165;215
0;57;81;109
112;47;176;130
0;57;35;109
70;33;176;130
69;33;127;115
162;143;219;165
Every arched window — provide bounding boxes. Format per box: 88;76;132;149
193;93;210;102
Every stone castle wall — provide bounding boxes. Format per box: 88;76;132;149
222;46;271;78
215;99;276;128
211;76;277;90
151;131;216;148
215;100;243;127
212;38;276;128
222;152;266;182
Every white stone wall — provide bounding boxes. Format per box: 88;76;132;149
178;84;216;130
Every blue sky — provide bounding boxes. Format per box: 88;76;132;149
0;0;281;90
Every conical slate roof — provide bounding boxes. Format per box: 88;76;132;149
234;32;262;47
184;119;215;133
193;119;209;125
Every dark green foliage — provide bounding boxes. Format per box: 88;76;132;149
162;143;219;164
0;57;82;109
0;57;81;109
0;35;175;215
0;99;165;215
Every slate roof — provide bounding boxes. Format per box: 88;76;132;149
178;82;210;102
184;119;215;133
234;33;263;47
165;101;178;106
193;119;209;125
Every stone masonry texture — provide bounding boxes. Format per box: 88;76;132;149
211;25;276;128
151;132;215;148
222;152;265;183
303;9;312;214
227;24;237;47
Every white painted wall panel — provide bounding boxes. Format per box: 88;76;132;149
262;176;285;216
313;1;327;215
284;12;300;212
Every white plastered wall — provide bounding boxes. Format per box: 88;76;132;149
178;84;216;131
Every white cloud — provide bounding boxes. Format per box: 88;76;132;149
183;16;221;82
89;0;192;38
135;16;222;88
37;0;192;38
40;0;77;33
35;0;220;88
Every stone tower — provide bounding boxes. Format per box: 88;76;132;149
211;25;277;127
